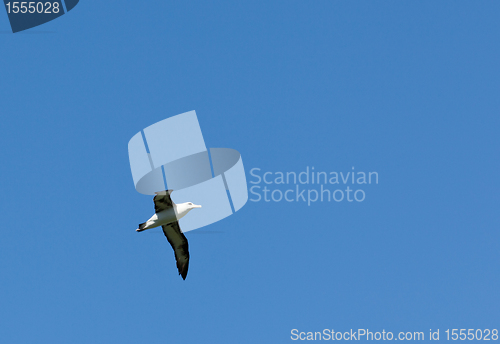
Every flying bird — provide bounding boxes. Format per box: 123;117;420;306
137;190;202;280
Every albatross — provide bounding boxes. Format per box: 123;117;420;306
136;189;201;280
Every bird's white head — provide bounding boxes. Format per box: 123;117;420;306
174;202;202;220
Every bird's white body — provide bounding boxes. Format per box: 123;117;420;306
138;202;201;231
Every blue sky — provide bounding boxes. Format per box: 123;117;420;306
1;1;499;343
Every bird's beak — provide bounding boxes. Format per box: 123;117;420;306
193;204;202;208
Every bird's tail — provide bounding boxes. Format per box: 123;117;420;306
137;222;147;232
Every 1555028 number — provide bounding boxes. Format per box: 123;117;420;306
5;2;60;14
445;329;498;341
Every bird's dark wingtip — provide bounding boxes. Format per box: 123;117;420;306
178;265;188;280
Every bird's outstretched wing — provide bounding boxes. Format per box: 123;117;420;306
162;221;189;280
153;189;174;213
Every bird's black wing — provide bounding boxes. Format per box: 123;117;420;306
153;189;174;213
162;221;189;280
